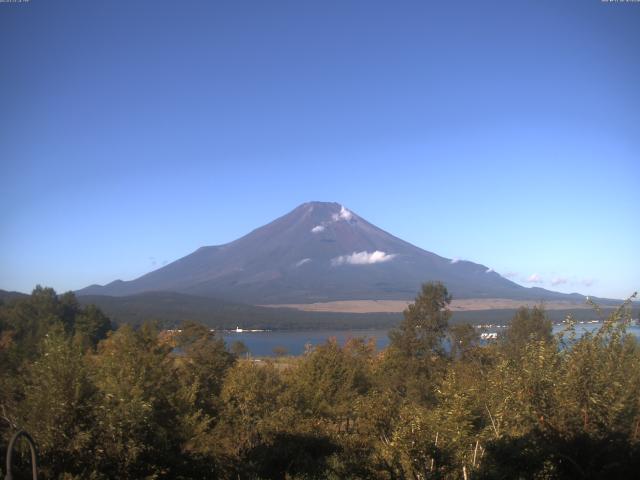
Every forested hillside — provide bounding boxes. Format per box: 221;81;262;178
1;284;639;479
75;290;620;330
77;291;402;330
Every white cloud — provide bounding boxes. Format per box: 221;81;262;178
525;273;544;284
486;268;494;273
339;205;352;220
314;206;354;232
551;277;568;286
295;258;311;267
450;258;460;264
331;205;353;222
331;250;396;266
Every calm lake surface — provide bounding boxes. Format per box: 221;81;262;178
223;323;640;357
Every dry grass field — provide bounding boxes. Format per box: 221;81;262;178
262;298;592;314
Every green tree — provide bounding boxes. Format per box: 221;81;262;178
175;321;235;411
18;323;96;478
389;282;452;358
383;282;452;402
216;360;287;456
230;340;249;358
288;338;371;429
501;305;552;359
0;286;65;364
479;304;640;479
0;287;112;367
74;304;112;348
91;323;181;479
449;323;479;361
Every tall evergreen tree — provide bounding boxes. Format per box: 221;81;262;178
389;281;452;358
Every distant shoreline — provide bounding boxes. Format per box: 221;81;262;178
261;298;601;314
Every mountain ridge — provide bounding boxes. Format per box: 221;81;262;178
77;201;589;304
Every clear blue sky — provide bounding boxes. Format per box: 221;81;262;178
1;0;638;299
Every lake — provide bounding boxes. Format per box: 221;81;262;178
223;322;640;357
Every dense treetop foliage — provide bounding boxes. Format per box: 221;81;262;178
1;284;639;479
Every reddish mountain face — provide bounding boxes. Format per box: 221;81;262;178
77;202;582;304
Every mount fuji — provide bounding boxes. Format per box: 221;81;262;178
77;202;584;305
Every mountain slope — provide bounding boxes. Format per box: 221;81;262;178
0;289;29;303
77;202;584;304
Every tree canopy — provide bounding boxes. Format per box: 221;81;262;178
1;286;639;479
